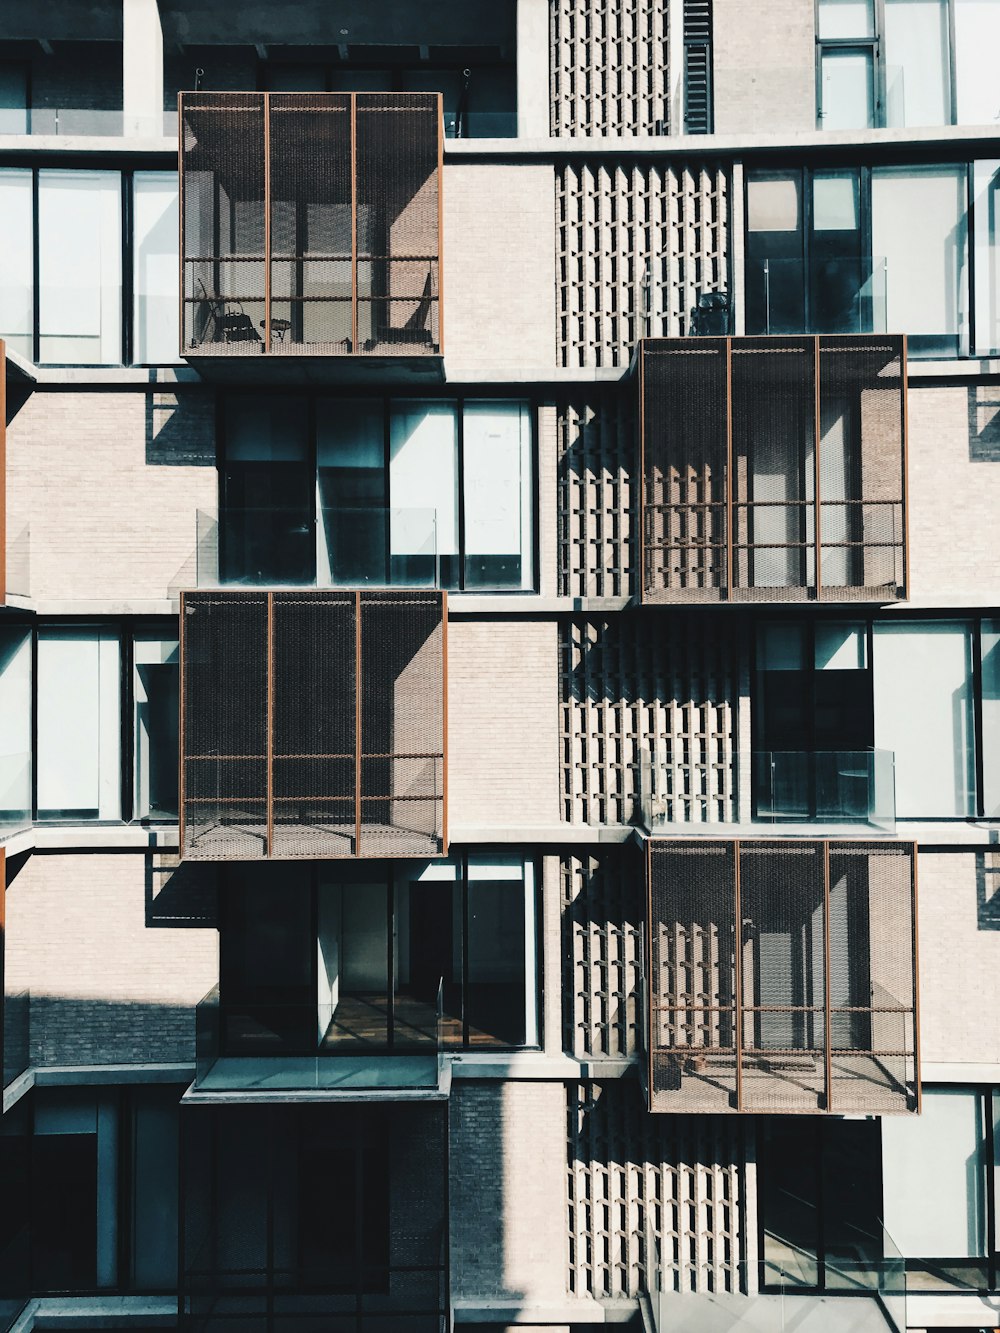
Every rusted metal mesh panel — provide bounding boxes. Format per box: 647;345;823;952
642;339;729;602
355;93;440;355
738;841;826;1113
730;338;815;601
648;842;737;1113
181;93;266;356
818;336;906;600
359;590;445;857
268;94;353;355
271;592;356;857
827;842;916;1113
182;592;268;860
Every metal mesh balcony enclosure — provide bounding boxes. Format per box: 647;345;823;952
180;92;442;358
180;589;446;860
639;335;907;603
180;1102;448;1333
645;839;918;1114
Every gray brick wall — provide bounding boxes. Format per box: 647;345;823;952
713;0;816;134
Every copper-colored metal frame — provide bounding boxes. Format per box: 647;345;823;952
638;334;909;605
178;92;443;360
644;837;920;1115
0;340;6;606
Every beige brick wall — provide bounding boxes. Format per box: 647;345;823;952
917;851;1000;1065
442;162;556;374
450;1080;568;1301
4;851;218;1066
447;618;560;831
713;0;815;135
907;384;1000;603
6;387;216;602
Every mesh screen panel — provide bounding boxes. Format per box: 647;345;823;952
645;838;917;1113
642;340;728;602
818;337;906;599
648;842;738;1112
180;92;441;360
738;842;826;1112
638;335;907;603
181;94;267;356
182;593;268;860
181;589;446;860
359;591;445;857
355;94;441;355
268;95;353;355
271;593;356;857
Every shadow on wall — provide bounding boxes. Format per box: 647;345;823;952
968;385;1000;462
975;850;1000;930
145;857;220;930
145;389;216;467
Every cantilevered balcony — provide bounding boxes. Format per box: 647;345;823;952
180;91;442;372
638;335;908;604
179;589;446;860
643;839;918;1115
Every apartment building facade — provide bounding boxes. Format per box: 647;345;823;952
0;0;999;1330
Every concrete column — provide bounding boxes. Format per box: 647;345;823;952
516;0;550;139
123;0;164;138
541;854;563;1056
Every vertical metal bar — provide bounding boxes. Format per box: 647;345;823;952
638;343;646;603
263;92;271;353
0;341;6;606
973;622;986;818
351;93;358;354
911;841;922;1113
646;837;653;1108
355;589;362;855
725;336;734;600
266;591;274;857
441;590;449;855
822;840;833;1113
0;847;6;1086
814;336;822;600
734;839;743;1112
436;92;445;355
178;94;185;356
178;590;186;856
900;334;910;598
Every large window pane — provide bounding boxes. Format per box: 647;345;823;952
129;1088;179;1291
133;632;178;820
38;170;122;365
883;0;951;127
954;1;1000;125
37;626;121;821
466;855;538;1048
817;0;875;37
871;166;967;353
873;622;975;816
462;401;533;590
0;168;34;358
981;620;1000;816
972;161;1000;356
819;48;875;130
389;401;458;585
133;172;180;365
317;398;387;585
0;626;31;833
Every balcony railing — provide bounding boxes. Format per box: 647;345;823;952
180;92;443;359
748;256;889;337
194;506;438;588
3;989;30;1090
194;980;446;1093
0;751;32;841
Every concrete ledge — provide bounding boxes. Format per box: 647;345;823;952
0;134;175;156
28;1295;177;1328
453;1299;638;1324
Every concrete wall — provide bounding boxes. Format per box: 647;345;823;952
917;850;1000;1067
449;1080;568;1302
4;851;218;1067
442;162;556;375
6;387;216;603
447;617;560;832
712;0;815;135
907;384;1000;604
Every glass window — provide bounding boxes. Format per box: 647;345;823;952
463;401;533;590
981;620;1000;817
883;0;951;127
0;168;34;359
747;177;800;232
466;855;538;1048
0;626;31;835
871;165;967;353
317;398;387;585
38;170;122;365
37;626;121;821
972;161;1000;356
133;172;180;365
873;621;975;816
133;632;178;821
954;0;1000;125
0;63;28;134
128;1088;179;1291
389;401;458;584
817;0;875;37
819;48;875;130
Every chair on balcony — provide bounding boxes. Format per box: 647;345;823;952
370;270;437;352
191;279;262;348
